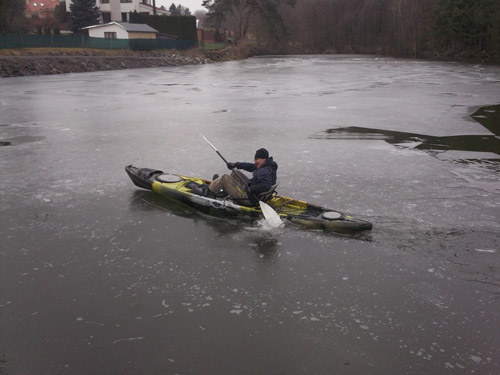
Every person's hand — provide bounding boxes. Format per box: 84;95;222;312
227;162;235;170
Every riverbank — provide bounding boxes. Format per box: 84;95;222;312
0;47;244;78
247;46;499;65
1;46;497;78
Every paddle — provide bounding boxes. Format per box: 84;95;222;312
200;134;283;228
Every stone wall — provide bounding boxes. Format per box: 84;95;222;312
0;47;244;78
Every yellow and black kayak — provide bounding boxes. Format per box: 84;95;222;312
125;165;372;232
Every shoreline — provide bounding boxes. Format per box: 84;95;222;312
0;47;244;78
1;47;497;78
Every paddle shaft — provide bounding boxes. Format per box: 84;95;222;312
215;150;229;165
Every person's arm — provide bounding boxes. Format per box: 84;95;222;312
234;162;256;172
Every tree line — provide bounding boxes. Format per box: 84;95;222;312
169;3;191;16
2;0;499;60
203;0;500;59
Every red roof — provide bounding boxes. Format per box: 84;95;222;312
138;2;170;15
26;0;60;14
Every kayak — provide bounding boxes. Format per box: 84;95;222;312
125;165;373;232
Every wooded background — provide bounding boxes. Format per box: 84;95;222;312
1;0;499;60
203;0;500;60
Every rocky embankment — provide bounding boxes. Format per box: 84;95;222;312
0;47;243;78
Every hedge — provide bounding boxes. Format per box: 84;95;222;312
129;13;197;42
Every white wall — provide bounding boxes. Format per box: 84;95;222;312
65;0;160;24
65;0;149;15
87;24;129;39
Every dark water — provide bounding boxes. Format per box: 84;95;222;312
471;104;500;135
1;56;499;374
311;104;500;170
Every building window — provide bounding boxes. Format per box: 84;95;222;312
121;12;128;22
101;0;109;3
120;0;132;3
104;32;117;39
101;12;111;23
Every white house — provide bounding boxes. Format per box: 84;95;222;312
66;0;169;24
82;22;158;39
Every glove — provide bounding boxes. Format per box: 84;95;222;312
227;162;236;170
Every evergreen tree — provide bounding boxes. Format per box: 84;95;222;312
169;3;179;15
70;0;100;33
0;0;3;31
53;1;70;33
473;0;496;50
55;1;70;25
491;0;500;54
434;0;496;51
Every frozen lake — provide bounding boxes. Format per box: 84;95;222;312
1;55;499;374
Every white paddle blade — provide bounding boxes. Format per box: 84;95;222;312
259;201;284;228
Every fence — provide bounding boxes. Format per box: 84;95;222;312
0;34;198;51
0;34;89;49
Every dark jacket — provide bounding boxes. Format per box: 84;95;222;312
235;157;278;196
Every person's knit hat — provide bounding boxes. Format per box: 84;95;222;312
254;148;269;160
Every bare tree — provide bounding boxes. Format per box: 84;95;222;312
203;0;292;43
0;0;26;32
194;9;207;28
198;0;499;59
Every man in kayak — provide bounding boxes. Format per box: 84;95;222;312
193;148;278;206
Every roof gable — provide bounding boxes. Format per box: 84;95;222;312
83;22;158;33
